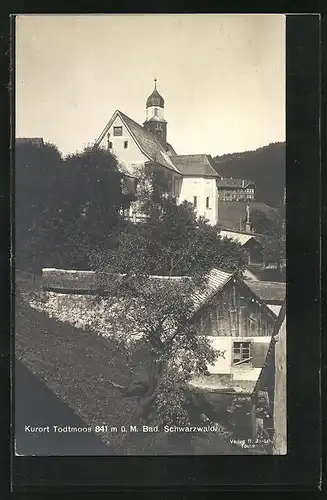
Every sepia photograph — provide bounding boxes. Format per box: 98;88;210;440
14;14;286;456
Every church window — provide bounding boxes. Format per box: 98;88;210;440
206;196;211;209
113;126;123;136
109;141;113;149
154;108;159;116
193;196;197;208
124;141;128;149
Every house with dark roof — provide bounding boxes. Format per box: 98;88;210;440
188;268;278;394
95;80;220;225
219;229;264;266
217;177;255;201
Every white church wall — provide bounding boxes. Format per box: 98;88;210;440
179;177;218;225
98;115;147;176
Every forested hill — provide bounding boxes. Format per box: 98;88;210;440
213;142;285;208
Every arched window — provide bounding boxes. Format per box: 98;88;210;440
206;196;210;209
154;108;159;116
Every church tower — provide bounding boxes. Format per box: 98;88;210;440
143;79;167;145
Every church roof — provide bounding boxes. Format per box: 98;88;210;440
165;142;177;155
146;85;165;108
95;110;180;174
170;154;220;177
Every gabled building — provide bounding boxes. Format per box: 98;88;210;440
95;80;220;225
219;229;264;266
217;177;255;201
188;269;278;394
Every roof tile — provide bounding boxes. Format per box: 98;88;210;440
170;154;220;177
244;280;286;303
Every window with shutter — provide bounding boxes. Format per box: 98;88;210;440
232;341;252;366
251;342;269;368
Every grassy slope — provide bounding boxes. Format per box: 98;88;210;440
15;295;137;454
218;200;276;231
15;294;255;455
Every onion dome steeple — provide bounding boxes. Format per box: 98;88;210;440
146;78;165;108
144;78;167;145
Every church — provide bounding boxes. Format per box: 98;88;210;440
95;80;220;225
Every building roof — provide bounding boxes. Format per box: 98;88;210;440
243;268;260;281
191;269;234;312
183;268;278;321
170;154;220;177
95;110;180;174
42;268;100;292
244;280;286;304
165;142;177;155
219;230;259;246
146;83;165;108
267;304;282;316
16;137;44;147
217;178;255;189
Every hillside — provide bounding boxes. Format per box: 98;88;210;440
15;292;253;455
213;142;285;208
218;200;277;232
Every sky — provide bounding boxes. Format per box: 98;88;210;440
15;14;285;157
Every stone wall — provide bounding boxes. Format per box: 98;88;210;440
25;290;117;337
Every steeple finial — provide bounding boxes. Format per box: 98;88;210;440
154;77;157;89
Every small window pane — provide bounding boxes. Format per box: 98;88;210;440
113;126;123;136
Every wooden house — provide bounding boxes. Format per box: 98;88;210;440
189;269;278;394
